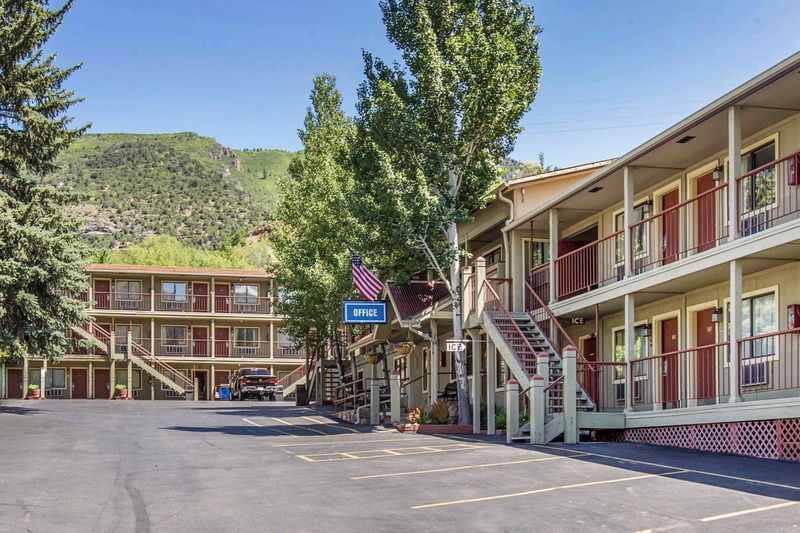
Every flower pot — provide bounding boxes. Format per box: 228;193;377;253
27;389;41;399
115;388;128;399
393;344;413;355
364;354;383;365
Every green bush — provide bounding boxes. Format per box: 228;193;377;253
494;409;507;430
430;400;450;424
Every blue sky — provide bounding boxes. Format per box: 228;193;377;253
50;0;800;167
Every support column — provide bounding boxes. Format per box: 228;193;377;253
562;345;578;444
390;370;401;424
150;318;155;355
211;363;216;401
127;359;133;400
624;293;635;412
150;275;155;311
728;106;742;241
109;359;116;400
430;319;439;405
369;377;381;425
729;260;742;403
1;363;5;399
211;277;216;313
269;322;275;358
536;352;550;409
88;362;93;399
548;208;558;304
193;376;199;401
530;375;545;444
22;356;29;396
40;359;47;397
505;379;519;444
475;257;486;318
486;339;496;435
470;332;481;434
623;167;634;277
211;319;216;358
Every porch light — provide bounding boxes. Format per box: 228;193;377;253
712;166;724;182
640;322;652;338
711;308;723;323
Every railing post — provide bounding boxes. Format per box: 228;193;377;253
562;345;578;444
531;375;545;445
461;265;473;325
486;339;496;435
370;378;381;425
475;257;486;318
193;377;199;401
150;275;155;311
505;379;519;444
623;167;634;278
728;106;741;241
390;371;401;424
127;359;133;400
548;209;558;304
536;352;550;411
729;259;742;403
624;293;635;412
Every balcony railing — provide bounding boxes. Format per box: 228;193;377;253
85;292;274;314
555;230;623;299
274;341;306;359
577;361;626;412
628;342;730;411
94;292;151;311
629;183;728;274
526;263;550;306
736;149;800;237
214;296;272;314
737;328;800;399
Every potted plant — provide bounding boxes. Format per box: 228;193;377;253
364;353;384;365
27;384;41;399
392;341;415;355
115;383;128;399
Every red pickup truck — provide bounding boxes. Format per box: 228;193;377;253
229;368;283;401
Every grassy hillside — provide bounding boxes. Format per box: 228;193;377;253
44;132;297;249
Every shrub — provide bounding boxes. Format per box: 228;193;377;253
430;400;450;424
115;384;127;390
27;384;40;390
495;409;507;430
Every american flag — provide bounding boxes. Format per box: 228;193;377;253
351;252;383;301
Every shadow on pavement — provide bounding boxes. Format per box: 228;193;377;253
0;403;40;415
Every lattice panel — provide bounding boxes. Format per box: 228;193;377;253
623;418;800;462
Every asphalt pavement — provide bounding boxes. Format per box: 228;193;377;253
0;399;798;532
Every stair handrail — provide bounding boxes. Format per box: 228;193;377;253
277;364;306;387
129;340;194;389
524;280;589;365
483;280;544;370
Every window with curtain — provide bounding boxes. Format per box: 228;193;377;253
740;141;776;214
235;328;258;347
47;369;66;389
234;284;259;305
727;292;776;358
115;369;142;389
163;326;188;345
116;280;141;300
161;282;188;302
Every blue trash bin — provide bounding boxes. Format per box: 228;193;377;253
218;386;231;400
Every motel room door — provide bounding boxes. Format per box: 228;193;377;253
661;189;680;264
71;369;88;399
7;369;23;399
215;327;230;357
696;172;717;253
193;283;209;312
582;336;598;406
93;279;111;309
193;327;209;357
94;369;110;399
661;318;679;406
696;308;717;400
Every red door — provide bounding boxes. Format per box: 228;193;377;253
661;318;679;405
193;327;209;357
696;172;716;253
72;369;88;399
7;369;23;399
215;327;229;357
582;336;598;407
696;308;717;400
193;283;209;312
216;284;230;313
661;189;680;264
94;279;110;309
94;369;110;399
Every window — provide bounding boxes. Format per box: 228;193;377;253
615;203;652;262
423;349;429;392
527;241;549;267
394;356;408;382
485;247;502;266
740;141;776;214
47;369;66;389
115;324;142;352
234;284;259;305
496;356;505;389
162;282;188;302
613;325;651;376
728;292;776;386
116;280;141;300
115;369;142;390
235;327;258;347
163;326;188;345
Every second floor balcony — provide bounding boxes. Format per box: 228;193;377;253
85;292;275;315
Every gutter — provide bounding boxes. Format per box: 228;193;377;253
496;189;514;278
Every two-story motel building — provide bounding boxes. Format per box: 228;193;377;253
0;265;305;401
345;52;800;461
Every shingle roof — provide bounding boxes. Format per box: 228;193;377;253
85;264;271;278
388;280;450;320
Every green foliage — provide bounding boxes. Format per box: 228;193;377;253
270;74;361;355
494;409;507;430
41;132;295;249
0;0;90;362
429;399;450;424
27;384;40;390
115;383;127;390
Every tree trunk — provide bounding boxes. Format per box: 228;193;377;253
446;220;472;425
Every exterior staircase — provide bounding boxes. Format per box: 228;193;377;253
70;322;194;396
482;281;594;443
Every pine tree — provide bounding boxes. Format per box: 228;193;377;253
0;0;90;362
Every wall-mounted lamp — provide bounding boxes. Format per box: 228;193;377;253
711;308;723;324
712;166;724;182
640;321;652;338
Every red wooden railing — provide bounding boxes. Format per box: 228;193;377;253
333;377;388;413
277;364;306;389
629;342;730;410
129;339;194;391
213;295;273;314
628;183;728;274
577;361;626;412
555;230;624;299
736;149;800;236
93;292;150;311
526;262;549;307
484;279;541;373
737;328;800;397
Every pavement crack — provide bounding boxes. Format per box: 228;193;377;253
124;473;152;533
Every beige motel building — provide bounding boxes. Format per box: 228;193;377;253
0;264;305;401
343;52;800;462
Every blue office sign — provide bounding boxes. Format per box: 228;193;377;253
342;300;388;324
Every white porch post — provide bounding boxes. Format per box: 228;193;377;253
624;293;635;412
548;208;558;304
470;330;481;434
562;345;578;444
389;370;401;424
728;106;742;241
486;339;496;435
40;359;46;396
475;257;486;318
505;379;519;444
430;319;439;406
729;260;743;403
623;167;635;278
88;362;93;399
530;376;545;444
1;363;5;399
22;356;29;396
210;319;216;358
150;275;155;311
369;375;381;425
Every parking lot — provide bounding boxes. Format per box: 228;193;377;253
0;400;798;532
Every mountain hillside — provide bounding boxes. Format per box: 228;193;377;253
43;132;295;249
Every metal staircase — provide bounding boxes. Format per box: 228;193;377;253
70;322;194;396
482;280;594;443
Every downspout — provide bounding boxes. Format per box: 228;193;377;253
496;189;514;279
